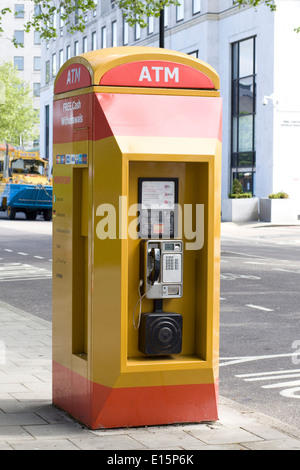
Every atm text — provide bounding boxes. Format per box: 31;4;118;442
139;66;179;83
66;67;81;86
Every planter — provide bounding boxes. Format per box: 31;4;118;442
260;198;298;224
222;198;259;222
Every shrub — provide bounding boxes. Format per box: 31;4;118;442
268;192;289;199
228;178;252;199
228;192;253;199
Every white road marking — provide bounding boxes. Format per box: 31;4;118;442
237;369;300;378
220;353;296;367
280;387;300;399
262;380;300;389
235;367;300;399
222;250;291;263
0;263;52;282
241;373;300;382
221;273;261;280
1;249;49;261
273;268;300;274
245;304;274;312
245;261;300;268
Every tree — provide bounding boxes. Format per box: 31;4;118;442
234;0;277;11
0;0;179;43
234;0;299;32
0;62;39;147
1;1;298;44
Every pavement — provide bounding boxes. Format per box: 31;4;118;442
0;221;300;451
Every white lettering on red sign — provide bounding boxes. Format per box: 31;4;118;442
139;66;179;84
66;68;81;86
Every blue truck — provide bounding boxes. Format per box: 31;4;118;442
0;150;52;220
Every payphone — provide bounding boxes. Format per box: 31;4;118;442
137;178;183;356
141;239;183;299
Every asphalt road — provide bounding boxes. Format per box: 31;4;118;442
220;222;300;429
0;212;299;428
0;212;52;321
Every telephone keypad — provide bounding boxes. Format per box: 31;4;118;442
165;256;180;271
166;256;174;270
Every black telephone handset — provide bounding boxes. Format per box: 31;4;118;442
149;247;161;284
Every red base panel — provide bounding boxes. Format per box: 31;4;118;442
52;361;219;429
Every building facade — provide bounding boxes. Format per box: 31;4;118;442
40;0;300;213
0;0;41;148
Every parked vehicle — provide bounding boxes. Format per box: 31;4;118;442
0;149;52;220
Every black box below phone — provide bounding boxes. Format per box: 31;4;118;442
139;312;183;356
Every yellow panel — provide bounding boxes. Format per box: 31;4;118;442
85;135;221;389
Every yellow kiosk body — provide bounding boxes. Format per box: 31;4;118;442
52;47;222;429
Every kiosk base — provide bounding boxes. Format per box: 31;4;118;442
53;361;219;429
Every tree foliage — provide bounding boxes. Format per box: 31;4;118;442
1;1;180;42
1;1;298;43
234;0;277;11
0;62;39;146
234;0;299;32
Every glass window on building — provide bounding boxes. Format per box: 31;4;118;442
15;4;24;18
164;6;169;27
14;30;24;46
123;18;129;45
231;37;256;195
101;26;107;48
14;56;24;70
34;31;41;45
93;0;98;16
112;20;117;47
74;40;79;56
66;45;71;60
34;56;41;71
33;82;40;97
148;16;154;35
46;60;50;84
59;49;64;69
135;21;141;41
52;53;57;78
75;3;79;25
52;12;57;31
60;6;65;29
92;31;97;50
83;36;88;53
177;0;184;21
34;4;41;15
193;0;201;14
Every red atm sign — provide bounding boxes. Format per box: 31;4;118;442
100;60;215;89
55;64;92;94
54;60;216;94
